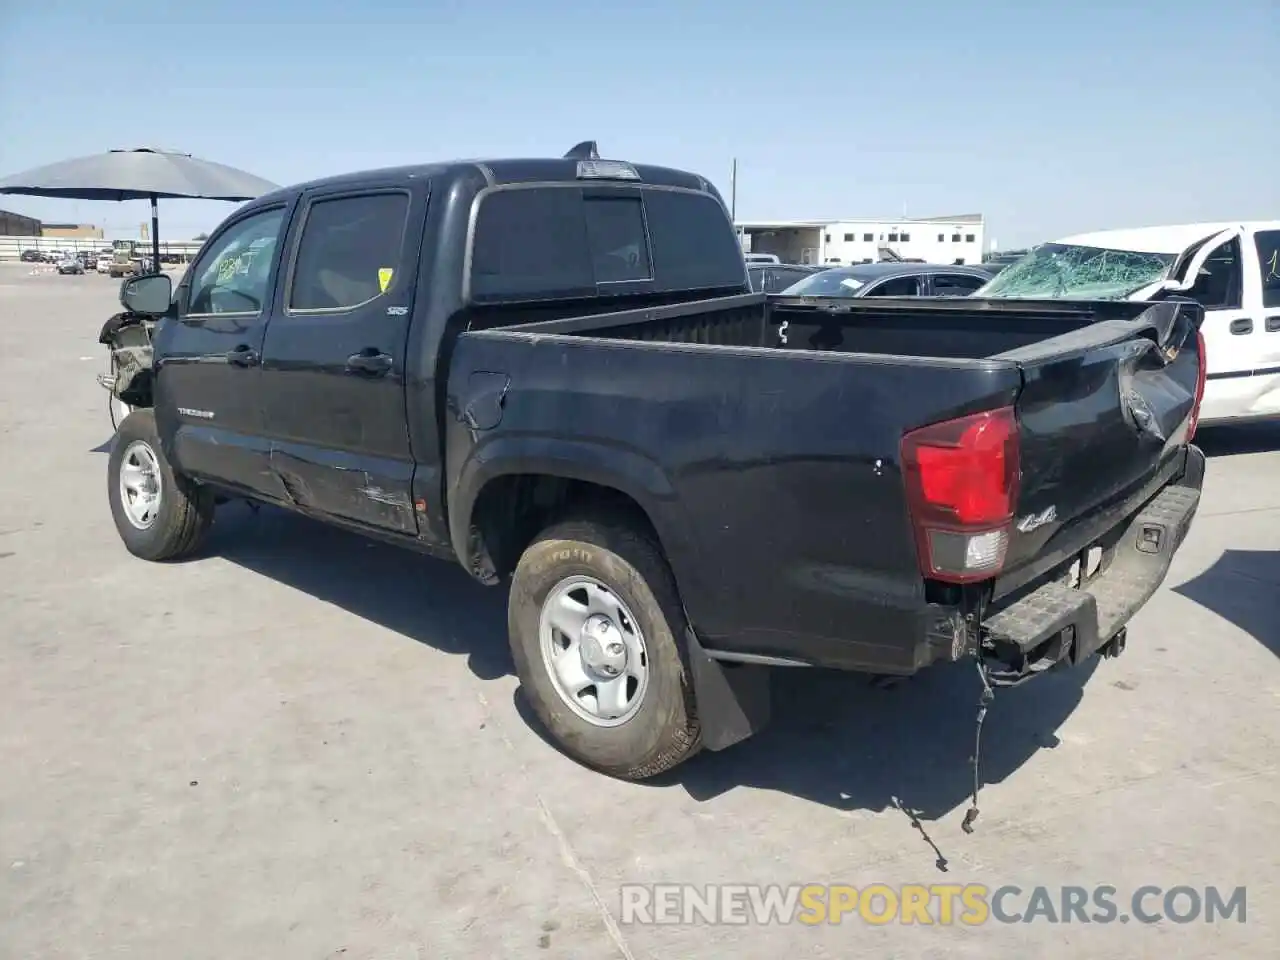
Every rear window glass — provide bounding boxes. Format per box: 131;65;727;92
469;186;742;302
583;196;651;283
643;189;745;290
470;189;594;301
1255;229;1280;308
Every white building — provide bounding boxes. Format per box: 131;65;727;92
737;214;985;267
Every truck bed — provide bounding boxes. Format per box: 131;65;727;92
448;292;1203;673
488;292;1173;361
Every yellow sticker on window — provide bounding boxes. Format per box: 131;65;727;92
378;267;394;294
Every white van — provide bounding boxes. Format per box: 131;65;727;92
975;221;1280;426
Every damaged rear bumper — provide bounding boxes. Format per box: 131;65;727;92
980;445;1205;687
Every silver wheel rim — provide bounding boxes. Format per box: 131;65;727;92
538;575;650;727
118;440;162;529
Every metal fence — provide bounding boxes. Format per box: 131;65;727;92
0;235;203;262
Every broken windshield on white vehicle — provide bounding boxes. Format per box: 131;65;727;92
975;242;1176;300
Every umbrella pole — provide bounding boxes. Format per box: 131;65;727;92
150;194;160;276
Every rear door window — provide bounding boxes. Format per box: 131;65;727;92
866;275;922;297
1254;229;1280;308
288;192;411;311
932;273;987;295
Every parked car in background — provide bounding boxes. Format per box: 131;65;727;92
746;262;826;293
19;249;42;263
44;249;65;264
779;262;997;298
56;256;85;275
973;221;1280;426
79;252;99;271
97;256;113;274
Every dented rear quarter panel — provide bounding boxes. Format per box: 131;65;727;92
445;328;1025;672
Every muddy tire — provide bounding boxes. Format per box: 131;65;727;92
108;410;214;561
508;513;702;779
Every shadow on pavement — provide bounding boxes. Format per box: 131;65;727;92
1174;549;1280;657
649;658;1097;822
513;652;1096;824
208;502;1097;826
207;503;514;681
1195;421;1280;457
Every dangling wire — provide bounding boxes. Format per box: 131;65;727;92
961;659;995;834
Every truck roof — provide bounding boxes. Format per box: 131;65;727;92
253;157;719;205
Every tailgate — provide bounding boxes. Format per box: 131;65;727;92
994;299;1205;595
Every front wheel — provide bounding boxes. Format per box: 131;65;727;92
107;410;214;561
508;514;702;780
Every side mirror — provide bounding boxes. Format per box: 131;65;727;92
119;273;172;316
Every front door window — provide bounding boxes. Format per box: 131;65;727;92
186;208;286;316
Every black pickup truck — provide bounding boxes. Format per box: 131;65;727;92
105;145;1207;788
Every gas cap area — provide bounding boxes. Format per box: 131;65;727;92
463;371;511;430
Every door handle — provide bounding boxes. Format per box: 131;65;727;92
1266;316;1280;333
345;350;394;376
1229;318;1253;335
226;345;259;367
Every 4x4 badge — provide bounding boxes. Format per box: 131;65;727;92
1016;505;1057;533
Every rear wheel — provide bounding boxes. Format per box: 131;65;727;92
107;410;214;561
508;514;701;779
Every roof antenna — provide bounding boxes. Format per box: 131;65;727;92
563;140;600;160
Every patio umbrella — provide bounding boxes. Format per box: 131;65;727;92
0;147;280;273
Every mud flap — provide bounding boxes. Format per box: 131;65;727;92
685;627;772;751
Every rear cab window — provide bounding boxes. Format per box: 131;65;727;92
468;185;745;306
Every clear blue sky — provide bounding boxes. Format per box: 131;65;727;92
1;0;1275;247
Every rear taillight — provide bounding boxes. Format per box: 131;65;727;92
901;406;1020;584
1187;327;1207;442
